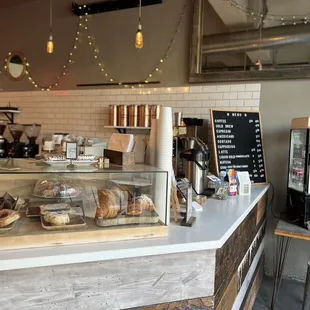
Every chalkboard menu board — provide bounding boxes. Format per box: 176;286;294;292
211;109;267;184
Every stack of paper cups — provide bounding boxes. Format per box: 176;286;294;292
155;107;173;224
145;119;157;166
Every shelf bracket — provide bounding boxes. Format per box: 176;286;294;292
4;112;14;124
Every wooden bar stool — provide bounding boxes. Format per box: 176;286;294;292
303;259;310;310
271;220;310;310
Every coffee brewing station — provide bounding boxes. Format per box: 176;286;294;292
173;112;210;197
0;107;41;159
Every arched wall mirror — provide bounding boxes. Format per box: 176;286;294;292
6;53;26;81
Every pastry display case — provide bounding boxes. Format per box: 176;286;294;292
0;159;169;250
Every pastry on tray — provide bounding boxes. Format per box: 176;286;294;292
126;195;155;216
44;212;70;226
40;203;73;215
34;180;81;198
76;155;96;161
0;192;16;210
126;201;143;216
0;209;20;228
43;154;66;161
96;189;120;219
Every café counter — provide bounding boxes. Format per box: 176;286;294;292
0;185;269;310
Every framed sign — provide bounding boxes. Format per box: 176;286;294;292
66;142;78;160
211;109;267;185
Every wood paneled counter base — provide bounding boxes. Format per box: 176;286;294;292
0;186;269;310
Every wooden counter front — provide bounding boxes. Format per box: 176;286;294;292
0;186;269;310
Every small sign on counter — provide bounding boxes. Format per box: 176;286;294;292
66;142;78;160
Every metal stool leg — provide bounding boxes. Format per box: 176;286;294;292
303;259;310;310
271;236;292;310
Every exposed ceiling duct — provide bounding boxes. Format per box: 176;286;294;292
202;24;310;55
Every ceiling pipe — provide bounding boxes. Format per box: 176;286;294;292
202;24;310;55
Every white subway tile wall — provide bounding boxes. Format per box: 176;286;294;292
0;83;260;143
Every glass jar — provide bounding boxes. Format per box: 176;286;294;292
214;182;229;200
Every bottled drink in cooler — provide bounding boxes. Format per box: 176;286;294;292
291;157;304;189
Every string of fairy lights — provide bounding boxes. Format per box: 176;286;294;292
1;18;83;91
2;1;307;90
223;0;310;25
82;1;188;87
0;2;188;91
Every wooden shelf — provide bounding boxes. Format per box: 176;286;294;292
0;109;20;123
104;126;151;129
104;126;151;133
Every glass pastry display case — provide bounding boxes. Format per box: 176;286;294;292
0;159;169;250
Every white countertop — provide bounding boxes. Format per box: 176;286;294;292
0;185;269;271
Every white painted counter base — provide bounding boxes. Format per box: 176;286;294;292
0;185;269;271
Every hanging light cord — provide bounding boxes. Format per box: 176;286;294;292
139;0;142;24
49;0;53;35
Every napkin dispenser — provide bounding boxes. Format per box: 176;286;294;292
80;142;107;157
104;149;135;166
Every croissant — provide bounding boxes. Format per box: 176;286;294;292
96;189;120;219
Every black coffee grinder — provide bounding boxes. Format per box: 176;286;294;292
0;120;8;158
23;124;41;158
7;123;24;158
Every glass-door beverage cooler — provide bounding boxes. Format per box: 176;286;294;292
286;117;310;229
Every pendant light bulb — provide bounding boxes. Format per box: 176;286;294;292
135;24;144;49
47;35;54;54
256;59;263;71
135;0;143;49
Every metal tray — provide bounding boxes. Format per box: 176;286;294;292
27;200;85;218
41;214;87;231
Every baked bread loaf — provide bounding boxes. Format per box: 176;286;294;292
111;186;126;202
111;186;129;212
96;189;120;219
0;209;20;227
126;200;143;216
126;195;155;216
139;195;155;212
44;212;70;226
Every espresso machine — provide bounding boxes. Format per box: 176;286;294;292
0;120;8;158
7;123;24;158
23;124;41;158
